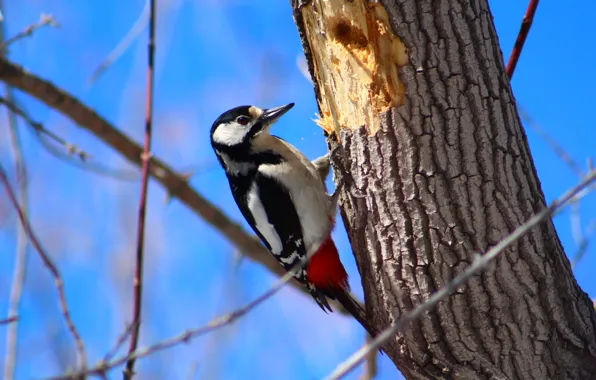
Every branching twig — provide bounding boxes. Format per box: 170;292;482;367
0;13;58;52
0;96;152;181
509;0;596;268
2;88;28;380
124;0;156;377
571;220;596;268
89;0;149;84
518;107;595;265
2;11;32;378
104;323;136;363
359;334;377;380
0;166;87;371
519;107;584;177
0;316;18;325
0;96;89;161
324;170;596;380
45;244;322;379
0;56;353;315
506;0;539;79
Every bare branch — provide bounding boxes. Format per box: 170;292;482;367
104;323;136;364
89;0;149;84
0;13;58;52
0;96;145;180
2;12;33;378
124;0;156;376
359;335;377;380
519;106;584;177
518;106;594;266
0;56;354;314
0;166;87;371
0;96;89;161
325;170;596;380
506;0;540;79
571;220;596;268
2;89;28;380
45;248;318;379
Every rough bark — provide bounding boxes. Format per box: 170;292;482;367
292;0;596;379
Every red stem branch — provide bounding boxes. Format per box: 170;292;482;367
506;0;540;79
0;167;87;370
124;0;156;377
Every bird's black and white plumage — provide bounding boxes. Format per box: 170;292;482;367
209;103;375;339
209;103;339;309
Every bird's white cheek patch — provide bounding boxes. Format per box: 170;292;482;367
212;123;248;146
247;183;283;254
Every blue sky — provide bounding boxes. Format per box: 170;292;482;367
0;0;595;379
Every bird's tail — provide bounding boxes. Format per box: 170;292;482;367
330;287;378;340
307;236;382;351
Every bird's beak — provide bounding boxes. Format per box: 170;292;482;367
260;103;294;125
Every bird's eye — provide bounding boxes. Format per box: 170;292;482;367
236;116;250;125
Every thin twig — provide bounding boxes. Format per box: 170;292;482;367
509;0;595;268
45;247;318;379
2;11;31;378
359;334;378;380
0;316;18;325
324;170;596;380
0;95;154;181
519;107;584;177
2;88;28;380
0;56;354;315
124;0;156;377
0;166;88;371
0;96;90;161
89;0;149;84
186;360;199;380
506;0;539;79
104;322;137;363
571;220;596;268
0;96;146;180
0;13;58;52
519;107;595;265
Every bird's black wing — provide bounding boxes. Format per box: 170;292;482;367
234;170;332;312
252;172;305;274
228;173;304;274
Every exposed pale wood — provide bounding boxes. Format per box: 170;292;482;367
293;0;596;378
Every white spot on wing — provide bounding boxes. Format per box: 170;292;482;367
280;250;300;265
212;122;248;146
247;182;283;254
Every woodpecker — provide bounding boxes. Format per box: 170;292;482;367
210;103;375;337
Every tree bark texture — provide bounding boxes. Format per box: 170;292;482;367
292;0;596;379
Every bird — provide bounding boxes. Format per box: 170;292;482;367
209;102;375;337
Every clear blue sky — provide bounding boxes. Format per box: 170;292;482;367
0;0;594;379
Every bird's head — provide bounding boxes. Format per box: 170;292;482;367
210;103;294;149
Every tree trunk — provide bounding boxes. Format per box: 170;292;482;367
292;1;596;379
